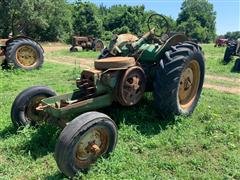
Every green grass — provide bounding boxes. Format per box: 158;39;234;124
46;49;100;59
0;62;239;179
201;44;240;77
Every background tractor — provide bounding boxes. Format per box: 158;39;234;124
214;38;228;47
11;14;205;178
0;36;44;70
223;39;240;71
69;35;104;52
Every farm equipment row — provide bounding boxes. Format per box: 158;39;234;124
11;14;205;177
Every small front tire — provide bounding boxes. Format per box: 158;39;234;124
11;86;56;127
55;112;118;178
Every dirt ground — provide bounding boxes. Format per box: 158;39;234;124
42;42;70;52
42;43;240;95
45;56;94;69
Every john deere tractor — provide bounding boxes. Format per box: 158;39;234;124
0;36;44;70
11;14;205;177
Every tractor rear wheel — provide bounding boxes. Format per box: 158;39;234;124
55;112;117;178
11;86;56;127
223;46;233;64
93;39;104;51
153;42;205;118
5;38;44;70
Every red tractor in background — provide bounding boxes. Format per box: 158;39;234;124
214;38;229;47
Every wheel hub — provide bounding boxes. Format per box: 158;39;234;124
16;45;38;67
75;127;109;168
178;60;200;109
116;66;146;106
25;96;46;124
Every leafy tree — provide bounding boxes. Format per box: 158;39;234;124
224;31;240;40
177;0;216;42
72;1;103;37
103;5;145;36
0;0;72;41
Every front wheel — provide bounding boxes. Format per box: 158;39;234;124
153;42;205;118
55;112;118;178
11;86;56;127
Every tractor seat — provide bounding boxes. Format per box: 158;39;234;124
94;57;136;70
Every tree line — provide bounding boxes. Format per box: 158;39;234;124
0;0;230;43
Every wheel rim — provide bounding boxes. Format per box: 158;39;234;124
25;96;46;124
178;60;200;110
16;45;38;67
75;126;109;169
119;67;146;106
95;42;103;51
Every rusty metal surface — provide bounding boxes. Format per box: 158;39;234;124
75;126;109;169
115;66;146;106
94;40;104;51
16;45;38;67
71;36;104;51
0;49;5;64
94;57;136;70
26;95;48;125
0;39;8;46
117;34;139;43
179;59;200;110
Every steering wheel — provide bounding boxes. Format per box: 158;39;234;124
147;14;169;37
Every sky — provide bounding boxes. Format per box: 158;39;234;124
72;0;240;35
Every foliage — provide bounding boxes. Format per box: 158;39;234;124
224;31;240;40
0;0;217;42
72;1;103;37
0;0;72;41
177;0;216;42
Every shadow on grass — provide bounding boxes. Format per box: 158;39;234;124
43;172;65;180
20;124;60;159
0;125;17;138
100;95;176;137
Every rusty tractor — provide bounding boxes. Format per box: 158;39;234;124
69;36;104;52
215;38;229;47
0;36;44;70
11;14;205;177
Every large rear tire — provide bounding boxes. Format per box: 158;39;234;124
223;46;233;64
153;42;205;118
93;39;104;52
5;38;44;70
11;86;56;127
55;112;118;178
